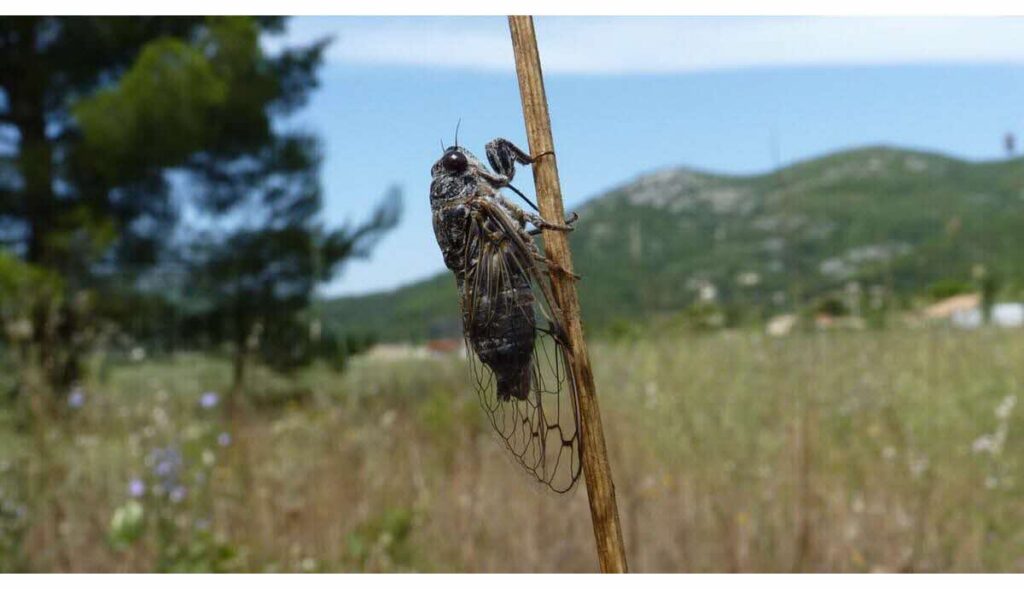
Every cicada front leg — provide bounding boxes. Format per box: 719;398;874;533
481;138;554;215
485;138;535;182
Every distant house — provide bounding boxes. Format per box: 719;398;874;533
426;338;465;357
365;343;430;361
995;304;1024;327
365;339;466;361
923;293;1024;328
951;303;1024;329
923;293;980;321
766;314;797;337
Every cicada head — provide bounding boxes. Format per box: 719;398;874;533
437;146;468;173
431;145;489;179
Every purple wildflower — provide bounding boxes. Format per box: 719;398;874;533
169;486;187;504
217;432;232;447
128;478;146;498
154;460;175;478
199;391;220;409
149;446;183;492
67;387;85;409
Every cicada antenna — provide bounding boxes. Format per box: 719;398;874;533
440;138;446;152
454;118;462;148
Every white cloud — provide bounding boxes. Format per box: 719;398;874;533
272;16;1024;75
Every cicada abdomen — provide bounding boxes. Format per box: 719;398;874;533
462;214;537;401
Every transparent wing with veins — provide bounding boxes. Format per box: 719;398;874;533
460;195;582;494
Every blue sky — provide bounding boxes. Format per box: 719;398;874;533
269;17;1024;296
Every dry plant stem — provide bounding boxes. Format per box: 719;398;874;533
507;15;629;573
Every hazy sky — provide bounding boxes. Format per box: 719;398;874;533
270;16;1024;296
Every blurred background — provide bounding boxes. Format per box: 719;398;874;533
0;15;1022;572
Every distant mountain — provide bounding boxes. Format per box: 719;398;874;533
318;146;1024;341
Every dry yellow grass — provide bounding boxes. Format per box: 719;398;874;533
2;328;1022;572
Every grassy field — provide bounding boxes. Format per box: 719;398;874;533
1;328;1022;572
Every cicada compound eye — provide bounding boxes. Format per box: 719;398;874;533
442;150;468;173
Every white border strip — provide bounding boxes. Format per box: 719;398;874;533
7;1;1024;16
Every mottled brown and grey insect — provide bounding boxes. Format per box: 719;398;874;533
430;137;583;492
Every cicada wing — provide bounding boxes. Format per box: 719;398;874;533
461;199;582;493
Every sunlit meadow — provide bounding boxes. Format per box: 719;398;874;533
1;328;1022;572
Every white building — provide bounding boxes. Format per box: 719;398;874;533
951;303;1024;329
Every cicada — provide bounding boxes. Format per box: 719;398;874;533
430;136;582;493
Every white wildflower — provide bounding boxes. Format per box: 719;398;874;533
972;434;997;455
644;382;658;408
909;455;929;479
995;395;1017;421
